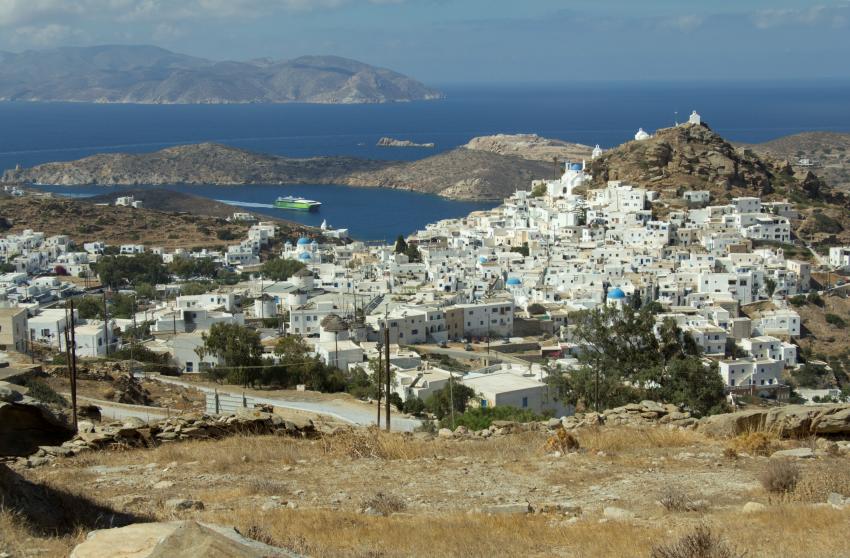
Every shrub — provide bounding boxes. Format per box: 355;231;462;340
439;405;543;430
14;377;67;407
659;487;689;512
216;229;236;241
651;524;742;558
788;295;807;307
760;459;801;494
361;492;407;516
792;462;850;503
544;428;580;454
825;313;846;328
807;292;824;306
728;431;777;457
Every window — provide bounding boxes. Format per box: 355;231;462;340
521;397;528;408
186;361;194;372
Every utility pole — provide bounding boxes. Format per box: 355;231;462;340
384;324;391;432
102;291;110;355
376;337;382;428
68;300;78;432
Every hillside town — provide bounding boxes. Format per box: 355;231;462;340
2;119;848;419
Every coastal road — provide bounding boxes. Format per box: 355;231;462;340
148;375;422;432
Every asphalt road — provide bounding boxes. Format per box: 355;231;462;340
150;375;422;432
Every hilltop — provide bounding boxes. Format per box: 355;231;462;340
744;132;850;193
0;45;442;105
0;192;314;249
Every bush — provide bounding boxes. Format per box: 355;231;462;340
788;295;807;307
658;487;706;513
13;377;67;408
402;397;426;416
439;405;543;430
651;524;742;558
216;229;236;241
728;431;777;457
807;292;824;306
760;459;801;494
109;345;169;365
825;313;846;328
361;492;407;516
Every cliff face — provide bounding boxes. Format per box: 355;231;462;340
0;46;442;105
589;123;783;197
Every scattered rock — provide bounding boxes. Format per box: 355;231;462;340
165;498;204;512
827;493;848;508
770;447;814;459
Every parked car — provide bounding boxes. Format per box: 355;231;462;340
439;340;448;348
464;343;473;351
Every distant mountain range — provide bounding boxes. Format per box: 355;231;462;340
0;45;443;104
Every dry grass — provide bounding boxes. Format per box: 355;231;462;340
574;426;706;453
651;524;742;558
727;431;779;457
319;428;429;460
760;459;801;494
206;508;663;558
0;510;83;557
792;459;850;503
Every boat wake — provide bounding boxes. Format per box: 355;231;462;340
215;199;276;209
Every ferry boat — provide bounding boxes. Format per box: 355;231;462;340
274;196;321;212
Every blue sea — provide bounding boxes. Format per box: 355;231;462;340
5;81;850;239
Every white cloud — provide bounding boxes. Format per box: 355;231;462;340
0;0;405;27
751;5;849;29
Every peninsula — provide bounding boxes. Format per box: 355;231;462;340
3;135;593;201
0;45;442;105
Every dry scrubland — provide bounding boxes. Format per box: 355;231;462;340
3;426;850;557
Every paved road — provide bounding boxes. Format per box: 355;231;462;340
149;375;422;432
67;394;171;422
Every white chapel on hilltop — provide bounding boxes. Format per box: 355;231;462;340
634;128;651;141
688;110;701;125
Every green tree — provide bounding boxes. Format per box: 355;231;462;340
75;296;105;319
655;358;727;416
531;183;547;198
764;277;777;298
168;257;217;279
135;282;156;300
405;244;422;263
262;258;305;281
394;235;408;255
424;381;476;423
95;253;169;288
196;323;264;387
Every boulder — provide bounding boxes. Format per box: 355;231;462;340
70;520;296;558
640;401;666;414
770;447;814;459
699;405;850;438
483;503;531;515
0;401;74;457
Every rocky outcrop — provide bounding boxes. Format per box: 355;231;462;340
590;123;787;198
70;520;298;558
0;382;74;457
698;404;850;438
464;134;592;163
376;137;435;148
562;401;699;430
19;408;317;468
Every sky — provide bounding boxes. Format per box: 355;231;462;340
0;0;848;84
